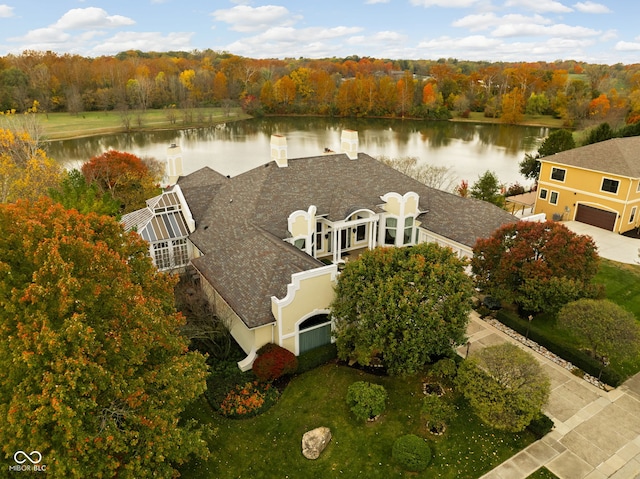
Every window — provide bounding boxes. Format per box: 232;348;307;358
153;241;171;269
172;238;189;267
315;222;323;251
356;224;366;242
403;217;414;245
549;191;559;205
601;178;619;194
539;188;548;200
384;217;397;245
631;207;637;224
551;167;566;181
294;238;306;250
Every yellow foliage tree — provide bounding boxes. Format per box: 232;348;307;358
0;128;62;203
500;87;525;124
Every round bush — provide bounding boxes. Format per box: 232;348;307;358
252;343;298;382
346;381;387;421
392;434;431;472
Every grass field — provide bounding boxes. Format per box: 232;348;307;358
454;111;565;128
0;107;251;141
180;363;536;479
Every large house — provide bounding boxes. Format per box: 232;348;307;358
124;131;517;370
534;136;640;233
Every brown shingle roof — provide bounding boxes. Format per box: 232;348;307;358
180;152;516;328
540;136;640;177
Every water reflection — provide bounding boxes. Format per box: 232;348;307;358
47;117;548;186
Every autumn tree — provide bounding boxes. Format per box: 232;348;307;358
558;299;640;363
48;168;120;216
500;87;525;124
81;150;162;213
470;170;504;207
0;127;62;203
519;129;575;180
456;343;550;432
0;198;210;478
332;243;473;376
583;122;614;145
471;220;601;314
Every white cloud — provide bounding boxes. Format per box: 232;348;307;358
365;0;390;3
492;22;599;38
0;4;13;17
600;29;617;41
573;1;611;13
504;0;573;13
615;41;640;52
453;13;551;31
54;8;135;30
90;31;194;55
8;27;72;45
212;5;300;33
410;0;484;7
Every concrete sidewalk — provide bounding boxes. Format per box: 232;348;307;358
563;221;639;265
460;313;640;479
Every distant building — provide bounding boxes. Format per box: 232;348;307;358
534;136;640;232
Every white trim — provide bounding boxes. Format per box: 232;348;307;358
237;347;257;372
272;264;338;349
630;206;637;224
549;190;559;205
279;309;332;356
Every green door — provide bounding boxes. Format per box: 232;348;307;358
299;324;331;354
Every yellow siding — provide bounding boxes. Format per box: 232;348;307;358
384;196;402;215
290;214;310;237
535;160;639;233
405;195;419;215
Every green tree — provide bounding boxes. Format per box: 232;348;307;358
0;199;210;478
558;299;640;362
332;243;473;376
583;122;614;145
471;220;600;314
525;92;550;115
346;381;388;421
470;170;505;207
48;169;120;216
456;343;550;432
519;129;576;181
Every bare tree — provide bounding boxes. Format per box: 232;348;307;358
378;156;457;192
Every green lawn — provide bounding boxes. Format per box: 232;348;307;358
595;258;640;317
180;363;536;479
526;467;559;479
0;107;251;140
453;111;564;128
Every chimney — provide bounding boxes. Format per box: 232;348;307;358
164;143;183;186
271;134;288;168
341;129;358;160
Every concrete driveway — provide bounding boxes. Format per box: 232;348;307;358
562;221;640;265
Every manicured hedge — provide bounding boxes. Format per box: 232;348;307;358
297;343;337;374
496;310;622;386
392;434;432;472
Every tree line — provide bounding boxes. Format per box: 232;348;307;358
1;50;640;127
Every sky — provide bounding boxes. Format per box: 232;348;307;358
0;0;638;64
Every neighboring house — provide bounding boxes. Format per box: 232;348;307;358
159;130;517;370
121;184;196;271
534;136;640;233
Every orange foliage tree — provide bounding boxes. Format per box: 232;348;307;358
0;198;210;477
81;150;162;213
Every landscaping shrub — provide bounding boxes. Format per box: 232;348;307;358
219;381;280;418
526;414;554;439
496;310;622;386
253;343;298;382
297;342;337;374
346;381;388;421
205;359;253;411
421;394;456;434
392;434;432;472
430;358;458;382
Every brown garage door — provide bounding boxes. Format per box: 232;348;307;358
575;204;616;231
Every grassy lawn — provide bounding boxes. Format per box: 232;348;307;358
495;258;640;384
0;107;251;140
526;467;559;479
180;363;536;479
453;111;564;128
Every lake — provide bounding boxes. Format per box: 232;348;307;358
47;117;549;189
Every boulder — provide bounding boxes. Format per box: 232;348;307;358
302;426;332;459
